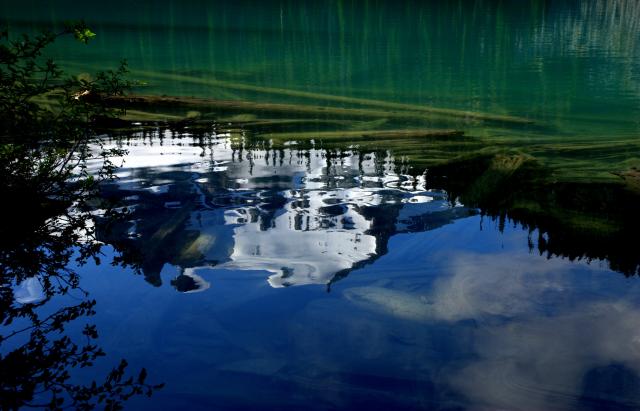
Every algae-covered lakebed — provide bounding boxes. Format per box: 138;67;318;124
3;1;640;410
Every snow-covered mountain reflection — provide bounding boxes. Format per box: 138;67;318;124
97;131;475;292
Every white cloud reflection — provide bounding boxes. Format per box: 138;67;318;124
343;250;640;410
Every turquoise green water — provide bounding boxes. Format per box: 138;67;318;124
3;0;640;141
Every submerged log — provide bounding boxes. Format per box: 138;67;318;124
128;69;534;125
259;129;464;141
105;94;444;123
613;167;640;193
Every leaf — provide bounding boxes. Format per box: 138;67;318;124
63;21;96;44
137;368;147;384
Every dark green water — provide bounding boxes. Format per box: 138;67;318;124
3;0;640;141
3;1;640;410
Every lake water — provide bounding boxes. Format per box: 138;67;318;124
3;1;640;410
57;129;640;410
4;0;640;140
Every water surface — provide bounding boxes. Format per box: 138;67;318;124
3;0;640;141
70;130;640;410
3;2;640;410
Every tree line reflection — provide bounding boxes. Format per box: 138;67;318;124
94;127;639;298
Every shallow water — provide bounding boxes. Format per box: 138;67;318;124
3;1;640;410
3;0;640;140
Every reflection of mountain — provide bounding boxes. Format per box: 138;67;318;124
95;128;640;291
96;133;475;292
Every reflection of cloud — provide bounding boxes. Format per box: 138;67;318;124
344;286;434;321
451;301;640;410
429;253;640;409
13;277;45;304
344;253;572;323
429;253;571;321
344;251;640;409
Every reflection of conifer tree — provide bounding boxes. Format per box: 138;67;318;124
428;154;640;276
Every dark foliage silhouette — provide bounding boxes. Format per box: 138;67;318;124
0;23;162;410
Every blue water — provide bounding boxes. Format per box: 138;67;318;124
58;133;639;410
